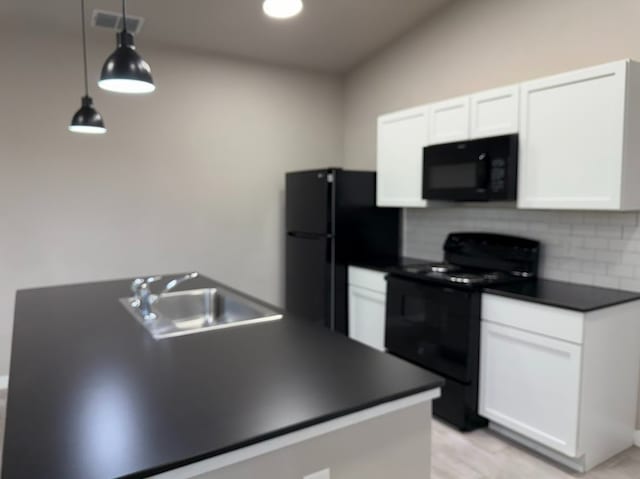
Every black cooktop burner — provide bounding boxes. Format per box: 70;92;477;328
392;262;524;288
428;262;460;273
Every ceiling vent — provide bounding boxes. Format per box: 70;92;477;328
91;9;144;34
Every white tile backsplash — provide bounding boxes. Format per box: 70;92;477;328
403;205;640;292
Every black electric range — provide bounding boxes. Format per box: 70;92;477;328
385;233;540;431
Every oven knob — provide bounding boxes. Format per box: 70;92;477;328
492;158;506;167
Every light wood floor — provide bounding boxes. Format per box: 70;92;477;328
432;419;640;479
0;394;638;478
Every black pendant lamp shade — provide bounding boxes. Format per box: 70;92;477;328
69;96;106;134
69;0;106;134
98;0;155;94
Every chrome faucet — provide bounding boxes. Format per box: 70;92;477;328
131;272;199;321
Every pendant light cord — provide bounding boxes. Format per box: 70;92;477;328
122;0;128;32
80;0;89;97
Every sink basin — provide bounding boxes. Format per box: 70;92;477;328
120;287;283;339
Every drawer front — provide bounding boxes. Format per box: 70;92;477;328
348;266;387;293
481;294;584;344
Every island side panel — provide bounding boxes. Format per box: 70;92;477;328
188;402;432;479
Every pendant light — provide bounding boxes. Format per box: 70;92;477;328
69;0;106;134
263;0;304;19
98;0;155;94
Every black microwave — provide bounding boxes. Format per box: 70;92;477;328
422;134;518;201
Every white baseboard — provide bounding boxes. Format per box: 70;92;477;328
0;374;8;391
635;430;640;448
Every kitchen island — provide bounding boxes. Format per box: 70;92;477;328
1;275;443;479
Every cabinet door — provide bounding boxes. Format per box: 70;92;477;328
479;321;581;457
376;107;429;208
470;85;519;139
429;96;470;145
518;61;627;210
348;285;387;352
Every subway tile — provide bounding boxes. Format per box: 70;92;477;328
592;276;620;289
609;212;638;227
543;269;570;281
595;250;623;262
568;247;595;260
622;225;640;239
582;212;613;226
583;238;609;249
619;278;640;292
609;239;627;251
569;271;595;285
571;224;596;236
621;252;640;265
582;262;607;274
594;225;623;239
608;264;634;278
609;238;640;252
571;237;586;248
547;223;572;235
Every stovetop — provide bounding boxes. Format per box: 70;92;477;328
392;262;532;288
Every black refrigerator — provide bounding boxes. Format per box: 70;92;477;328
285;168;400;334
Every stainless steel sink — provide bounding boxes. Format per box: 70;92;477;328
120;287;283;339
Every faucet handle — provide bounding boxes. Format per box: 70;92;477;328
131;276;163;295
161;272;199;295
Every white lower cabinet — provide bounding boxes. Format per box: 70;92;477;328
347;266;387;352
480;321;581;457
479;293;640;472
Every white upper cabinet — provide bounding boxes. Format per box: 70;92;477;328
429;96;471;145
376;106;429;208
470;85;519;139
518;60;640;210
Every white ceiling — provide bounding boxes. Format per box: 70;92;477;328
1;0;450;72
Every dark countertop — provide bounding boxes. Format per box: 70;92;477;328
2;275;443;479
485;278;640;312
348;256;434;273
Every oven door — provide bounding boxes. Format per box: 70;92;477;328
385;275;478;383
422;149;489;201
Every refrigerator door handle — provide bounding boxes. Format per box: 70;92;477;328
329;175;336;332
287;232;333;239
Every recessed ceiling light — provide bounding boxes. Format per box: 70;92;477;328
263;0;303;19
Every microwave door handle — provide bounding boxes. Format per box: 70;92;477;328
477;153;489;188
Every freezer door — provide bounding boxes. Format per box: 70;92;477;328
286;170;333;235
285;234;333;328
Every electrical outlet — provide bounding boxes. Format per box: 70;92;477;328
303;468;330;479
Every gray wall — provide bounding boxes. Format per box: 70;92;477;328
0;24;343;375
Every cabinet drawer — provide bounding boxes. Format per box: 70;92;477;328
348;266;387;293
481;294;584;343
